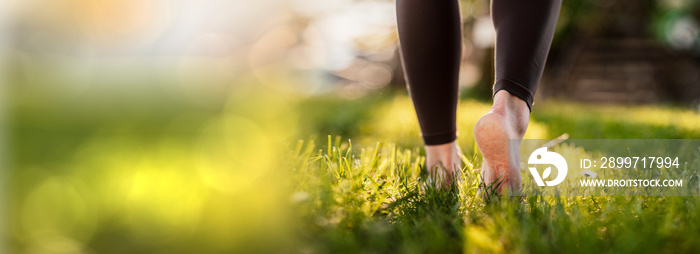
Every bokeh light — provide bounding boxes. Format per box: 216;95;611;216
2;0;700;253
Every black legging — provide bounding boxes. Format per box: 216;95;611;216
397;0;562;145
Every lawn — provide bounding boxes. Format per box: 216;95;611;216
6;88;700;253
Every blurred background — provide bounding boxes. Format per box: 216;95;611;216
1;0;700;253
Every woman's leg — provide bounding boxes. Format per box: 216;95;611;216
396;0;463;187
475;0;562;194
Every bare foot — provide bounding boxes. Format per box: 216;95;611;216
474;90;529;195
423;141;462;189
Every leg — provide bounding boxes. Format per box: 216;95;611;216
396;0;463;188
475;0;562;194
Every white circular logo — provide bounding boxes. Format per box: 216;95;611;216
527;147;568;186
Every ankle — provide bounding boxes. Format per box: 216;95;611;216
492;90;527;112
425;141;458;154
424;141;462;171
492;90;530;136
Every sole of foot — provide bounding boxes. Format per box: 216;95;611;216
474;92;528;196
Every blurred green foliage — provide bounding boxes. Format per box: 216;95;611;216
7;86;700;253
5;0;700;253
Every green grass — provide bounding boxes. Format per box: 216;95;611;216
7;89;700;253
289;136;700;253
